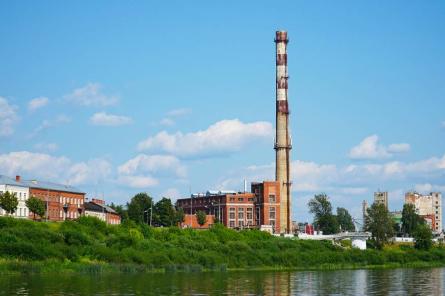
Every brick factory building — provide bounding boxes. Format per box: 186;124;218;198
176;181;281;233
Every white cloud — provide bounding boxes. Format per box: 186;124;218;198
117;175;159;188
138;119;273;158
160;118;175;126
34;142;59;152
349;135;410;160
118;154;186;178
28;97;49;112
162;188;181;200
63;83;118;107
31;114;71;136
442;121;445;128
89;112;133;126
159;108;192;126
167;108;191;117
0;151;111;186
414;183;445;194
0;97;19;136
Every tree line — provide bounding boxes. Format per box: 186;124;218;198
308;193;433;250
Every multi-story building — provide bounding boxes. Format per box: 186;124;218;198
0;175;30;218
20;176;85;221
84;198;121;225
405;191;442;233
176;181;281;233
374;191;388;209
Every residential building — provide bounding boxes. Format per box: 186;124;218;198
405;191;442;233
176;181;281;233
0;175;30;219
374;191;388;209
24;178;85;221
84;198;121;225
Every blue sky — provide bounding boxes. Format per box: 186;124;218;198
0;1;444;222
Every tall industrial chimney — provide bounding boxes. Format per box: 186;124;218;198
274;31;292;234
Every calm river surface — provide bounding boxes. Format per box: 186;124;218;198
0;268;444;295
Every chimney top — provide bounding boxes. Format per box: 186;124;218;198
15;175;21;182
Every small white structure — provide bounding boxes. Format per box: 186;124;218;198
298;232;371;250
0;175;30;219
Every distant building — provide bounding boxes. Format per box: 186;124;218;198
374;191;388;209
405;192;442;233
24;177;85;221
84;198;121;225
362;200;368;231
176;181;281;233
0;175;30;218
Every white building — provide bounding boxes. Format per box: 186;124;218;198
405;191;442;233
0;175;30;219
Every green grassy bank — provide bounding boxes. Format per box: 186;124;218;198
0;216;445;274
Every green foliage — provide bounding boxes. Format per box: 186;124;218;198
336;207;355;232
127;193;153;224
365;203;395;249
413;224;433;250
401;203;424;236
153;197;176;226
1;216;445;273
196;210;207;226
308;194;340;234
0;191;19;216
26;196;46;220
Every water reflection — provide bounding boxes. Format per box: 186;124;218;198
0;268;443;295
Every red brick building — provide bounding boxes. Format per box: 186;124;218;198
176;181;280;233
20;177;85;221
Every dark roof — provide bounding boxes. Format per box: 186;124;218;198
0;175;85;194
84;201;118;214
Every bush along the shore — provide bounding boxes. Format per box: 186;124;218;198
0;216;445;274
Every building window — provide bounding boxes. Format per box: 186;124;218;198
256;207;260;223
238;220;244;227
230;197;235;202
248;198;254;201
229;208;235;220
238;197;244;202
229;221;235;228
269;195;276;203
269;207;276;219
247;208;253;220
238;208;244;219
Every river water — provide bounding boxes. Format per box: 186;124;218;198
0;268;443;295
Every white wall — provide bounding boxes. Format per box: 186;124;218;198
0;184;30;219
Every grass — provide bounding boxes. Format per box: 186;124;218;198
0;216;445;274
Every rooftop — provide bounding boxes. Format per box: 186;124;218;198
0;175;85;194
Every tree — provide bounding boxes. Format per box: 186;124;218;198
336;207;355;232
0;191;18;216
401;203;424;236
175;208;185;225
196;210;207;227
413;224;433;250
308;194;340;234
153;197;176;226
26;196;46;220
126;193;153;224
365;203;395;249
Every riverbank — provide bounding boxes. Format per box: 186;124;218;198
1;216;445;274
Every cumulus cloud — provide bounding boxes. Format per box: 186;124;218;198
89;112;133;126
118;154;186;178
0;97;19;136
349;135;410;160
117;175;159;188
63;83;118;107
0;151;111;186
138;119;273;158
414;183;445;194
28;97;49;112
